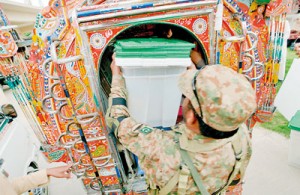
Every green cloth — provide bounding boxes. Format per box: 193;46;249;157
115;38;195;58
255;0;271;5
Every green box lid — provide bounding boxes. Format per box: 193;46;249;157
288;110;300;131
115;38;195;58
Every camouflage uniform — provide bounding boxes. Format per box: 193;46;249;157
106;65;256;194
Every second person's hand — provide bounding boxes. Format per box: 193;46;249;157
46;164;73;179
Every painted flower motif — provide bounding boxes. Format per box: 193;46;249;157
90;33;106;49
192;18;207;35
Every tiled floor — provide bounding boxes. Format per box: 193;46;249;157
2;86;300;194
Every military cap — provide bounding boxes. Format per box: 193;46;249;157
178;65;256;132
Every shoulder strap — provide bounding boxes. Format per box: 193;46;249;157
158;131;182;195
179;149;210;195
212;132;244;195
158;130;242;195
159;172;179;195
177;165;190;195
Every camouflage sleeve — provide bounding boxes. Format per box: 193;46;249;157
107;75;171;159
108;75;130;120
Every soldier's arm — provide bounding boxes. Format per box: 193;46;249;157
107;74;173;159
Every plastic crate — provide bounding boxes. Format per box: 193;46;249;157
115;38;194;127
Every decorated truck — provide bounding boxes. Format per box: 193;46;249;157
0;0;296;194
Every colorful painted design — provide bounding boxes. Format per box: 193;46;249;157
85;15;211;71
249;3;269;62
90;33;106;49
192;18;207;35
22;0;124;191
0;30;18;57
45;147;70;162
219;7;242;71
266;0;292;16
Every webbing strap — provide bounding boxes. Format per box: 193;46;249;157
109;115;128;137
177;165;190;195
179;149;210;195
117;116;127;123
148;189;159;195
159;172;179;195
112;97;127;106
212;134;243;195
154;129;244;195
225;138;243;187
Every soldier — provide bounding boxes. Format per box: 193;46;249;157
106;56;256;194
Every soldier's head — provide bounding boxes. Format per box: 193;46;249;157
178;65;256;139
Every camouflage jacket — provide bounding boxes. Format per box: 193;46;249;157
107;75;252;194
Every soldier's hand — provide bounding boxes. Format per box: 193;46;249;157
190;50;204;66
111;53;122;75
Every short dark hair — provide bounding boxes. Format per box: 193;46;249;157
196;115;238;139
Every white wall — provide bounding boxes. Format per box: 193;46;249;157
0;1;41;34
275;59;300;121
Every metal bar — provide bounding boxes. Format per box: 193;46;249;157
244;62;265;81
41;95;59;115
74;9;128;186
0;25;18;30
80;9;214;31
50;41;82;64
93;155;112;161
16;40;32;47
93;156;112;167
78;0;178;12
244;31;258;52
77;112;99;125
49;40;105;191
78;1;217;23
220;35;245;42
242;53;255;73
42;58;59;80
78;8;124;17
66;122;81;137
209;11;215;64
104;189;122;195
50;82;67;101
